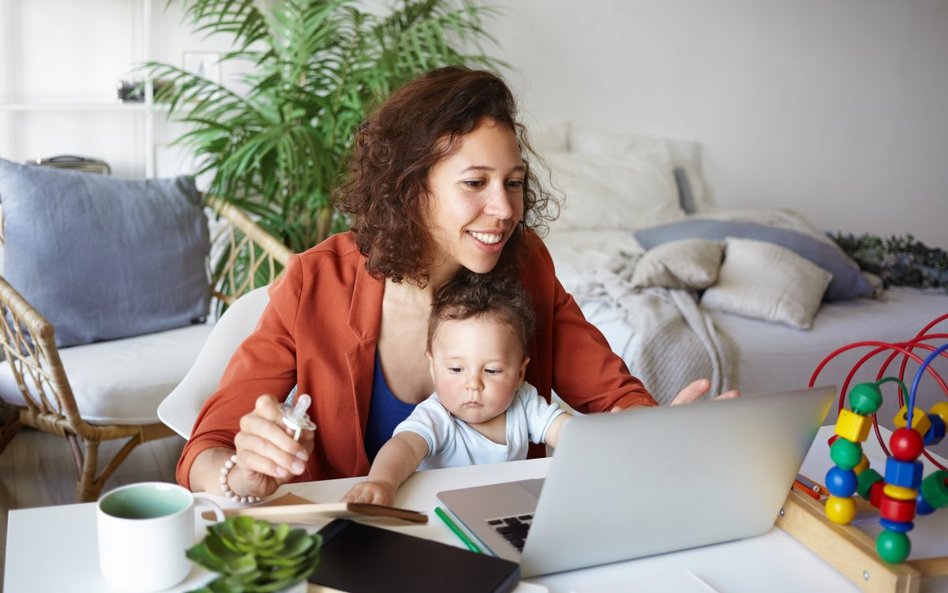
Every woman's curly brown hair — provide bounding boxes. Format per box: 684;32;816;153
334;66;557;286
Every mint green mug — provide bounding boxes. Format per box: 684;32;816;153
97;482;224;592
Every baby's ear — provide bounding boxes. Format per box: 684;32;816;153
427;351;436;381
518;356;530;382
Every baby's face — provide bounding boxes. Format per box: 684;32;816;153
428;316;528;427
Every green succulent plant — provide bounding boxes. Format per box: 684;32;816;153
187;516;322;593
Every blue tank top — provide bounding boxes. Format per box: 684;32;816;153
363;353;418;462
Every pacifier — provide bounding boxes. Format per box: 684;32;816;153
281;388;317;441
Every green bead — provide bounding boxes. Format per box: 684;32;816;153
877;530;911;564
857;468;884;500
920;470;948;509
830;438;863;470
849;383;883;415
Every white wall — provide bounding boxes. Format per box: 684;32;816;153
484;0;948;248
3;1;945;246
0;0;237;178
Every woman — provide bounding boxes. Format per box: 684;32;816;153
180;67;733;501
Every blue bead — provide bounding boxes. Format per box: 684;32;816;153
916;494;936;516
879;518;915;533
924;415;946;446
825;466;858;497
885;457;923;489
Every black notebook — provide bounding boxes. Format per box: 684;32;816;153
308;519;520;593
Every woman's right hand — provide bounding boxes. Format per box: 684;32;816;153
228;394;315;499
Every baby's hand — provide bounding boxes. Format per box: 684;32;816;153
342;480;396;506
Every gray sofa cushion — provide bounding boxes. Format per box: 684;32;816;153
0;158;210;347
634;218;874;302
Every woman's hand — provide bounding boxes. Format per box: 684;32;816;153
229;395;316;499
610;378;739;412
669;378;739;405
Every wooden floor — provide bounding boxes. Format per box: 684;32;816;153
0;428;185;591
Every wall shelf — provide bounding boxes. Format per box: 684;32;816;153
0;0;175;178
0;102;151;112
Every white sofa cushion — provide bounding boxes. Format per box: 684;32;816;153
0;323;213;425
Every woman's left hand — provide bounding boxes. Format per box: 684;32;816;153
669;378;739;405
610;378;739;412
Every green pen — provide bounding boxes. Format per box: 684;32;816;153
434;506;483;554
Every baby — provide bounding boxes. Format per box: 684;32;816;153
343;272;571;506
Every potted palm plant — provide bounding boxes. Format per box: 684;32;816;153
149;0;501;263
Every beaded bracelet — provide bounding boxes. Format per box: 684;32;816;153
219;454;261;505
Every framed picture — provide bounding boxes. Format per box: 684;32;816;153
182;51;221;83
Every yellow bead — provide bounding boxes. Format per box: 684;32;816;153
825;495;857;524
893;406;932;435
853;455;870;475
883;484;916;501
930;402;948;425
835;409;871;443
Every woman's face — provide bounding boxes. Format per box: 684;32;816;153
425;118;525;281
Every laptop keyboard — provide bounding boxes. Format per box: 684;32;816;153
487;514;534;551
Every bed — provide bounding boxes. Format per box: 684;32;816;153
533;124;948;432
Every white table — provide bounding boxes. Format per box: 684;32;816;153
5;426;948;593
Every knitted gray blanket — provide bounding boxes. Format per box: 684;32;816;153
572;254;737;405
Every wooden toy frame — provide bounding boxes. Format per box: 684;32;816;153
777;489;948;593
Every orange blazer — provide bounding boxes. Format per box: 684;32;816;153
177;231;655;487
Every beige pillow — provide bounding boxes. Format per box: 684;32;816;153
630;239;723;290
701;237;832;329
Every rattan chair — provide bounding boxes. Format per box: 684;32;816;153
0;195;292;501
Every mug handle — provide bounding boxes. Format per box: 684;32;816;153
193;493;226;523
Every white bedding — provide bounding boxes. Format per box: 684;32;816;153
544;228;948;416
537;126;946;441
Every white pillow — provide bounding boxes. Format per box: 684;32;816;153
569;127;711;213
540;151;685;231
701;237;833;329
631;239;723;290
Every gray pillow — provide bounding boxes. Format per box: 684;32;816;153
673;167;697;214
0;159;210;347
634;219;873;301
630;238;723;290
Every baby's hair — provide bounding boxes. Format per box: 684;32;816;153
427;271;535;357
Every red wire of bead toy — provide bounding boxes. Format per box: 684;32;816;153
808;314;948;564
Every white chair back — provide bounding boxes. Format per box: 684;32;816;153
158;286;271;439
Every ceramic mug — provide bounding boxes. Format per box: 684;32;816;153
97;482;225;592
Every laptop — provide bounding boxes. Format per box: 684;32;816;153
437;386;834;577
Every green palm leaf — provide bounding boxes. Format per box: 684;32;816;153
147;0;502;294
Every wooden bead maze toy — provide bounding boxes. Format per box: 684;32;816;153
774;314;948;593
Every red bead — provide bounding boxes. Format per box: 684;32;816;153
880;494;916;523
889;427;924;461
869;480;886;508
